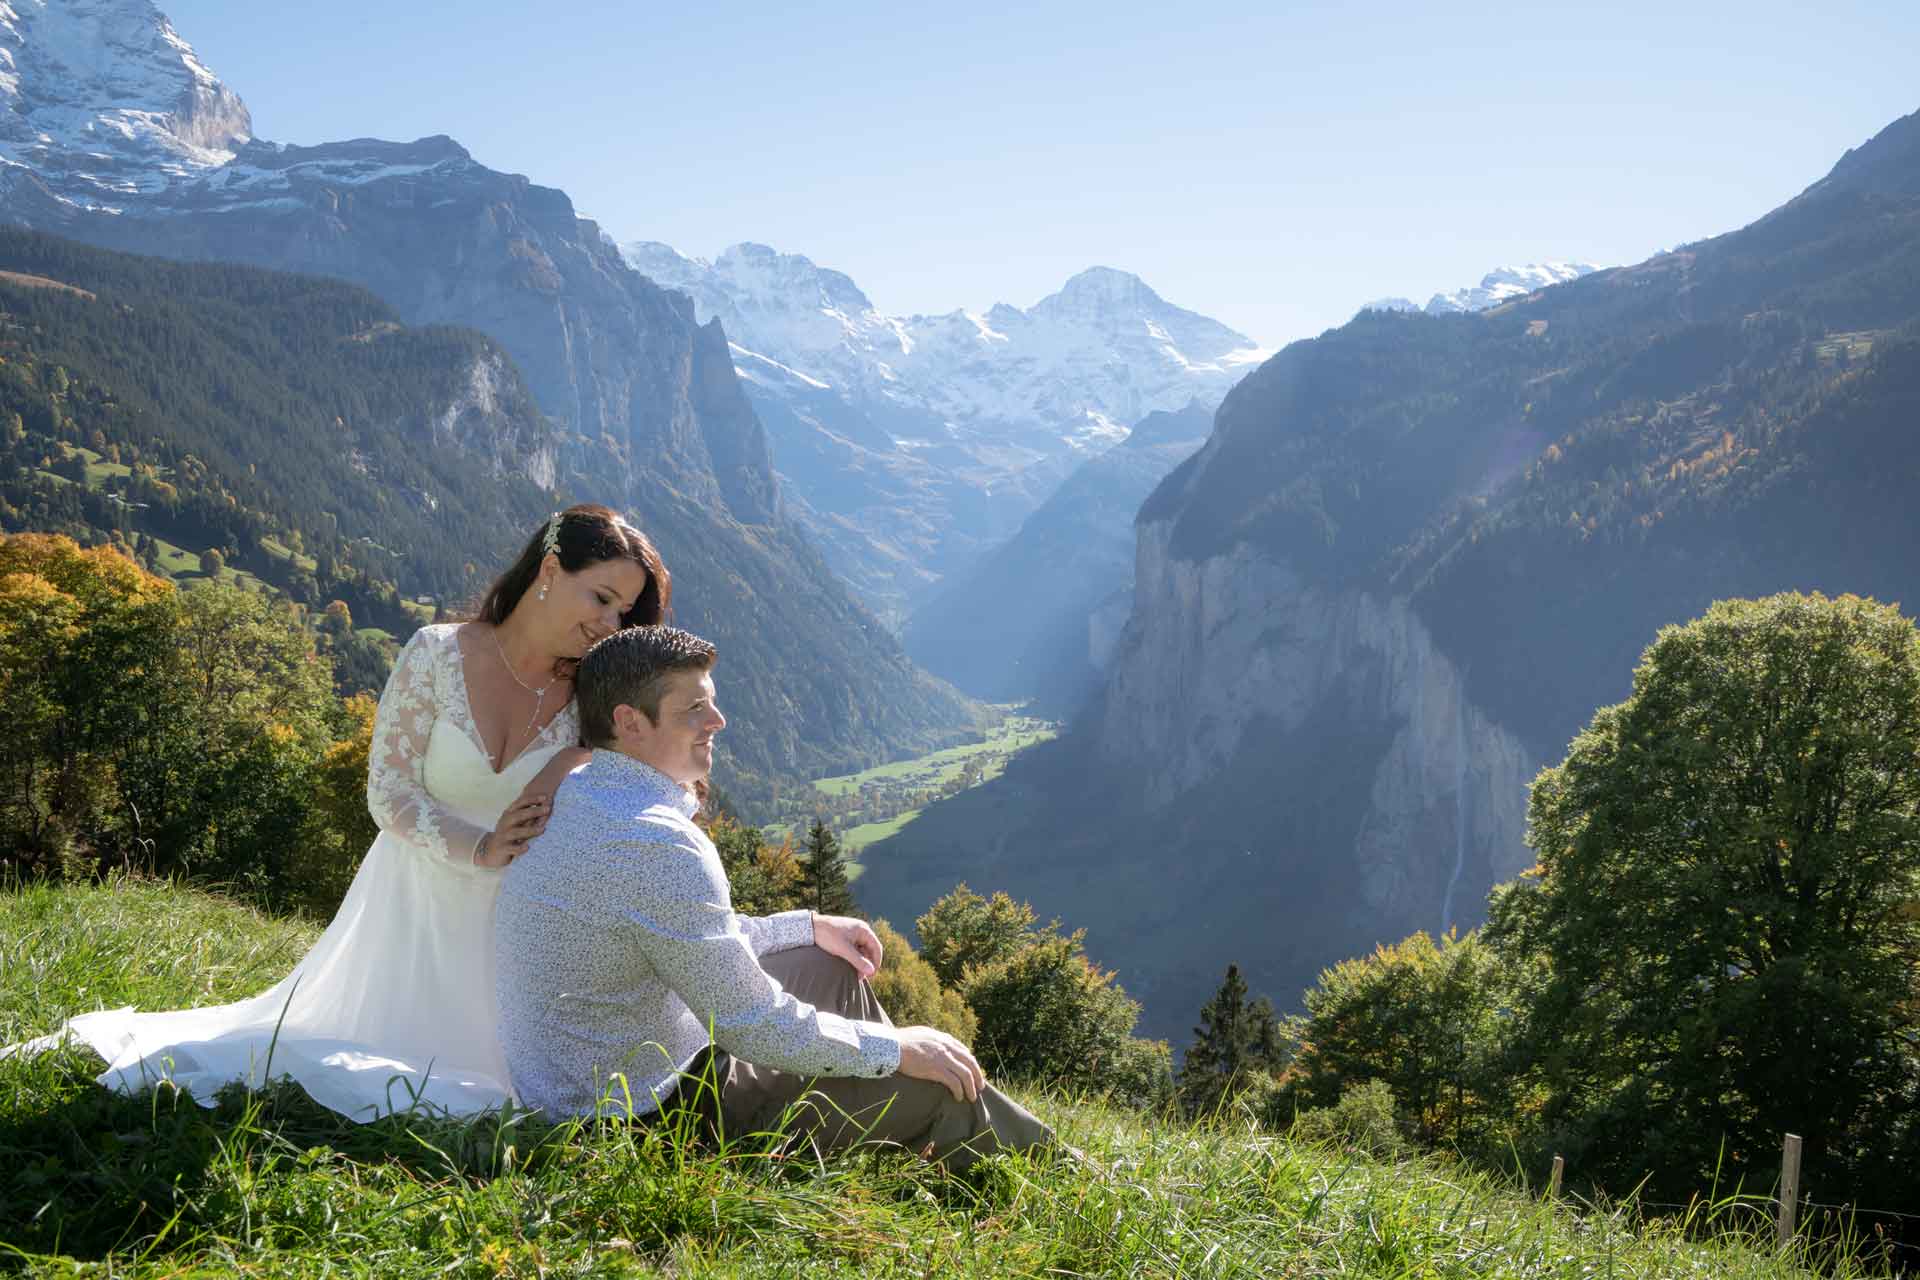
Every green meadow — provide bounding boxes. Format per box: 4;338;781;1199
0;875;1897;1278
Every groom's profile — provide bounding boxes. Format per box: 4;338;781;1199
494;624;1053;1169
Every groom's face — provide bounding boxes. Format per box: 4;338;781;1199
617;666;726;786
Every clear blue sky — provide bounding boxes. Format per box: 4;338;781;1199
162;0;1919;348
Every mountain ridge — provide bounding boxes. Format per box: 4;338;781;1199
0;0;981;813
858;107;1920;1040
622;238;1267;625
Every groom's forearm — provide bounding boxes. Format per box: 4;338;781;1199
739;907;813;958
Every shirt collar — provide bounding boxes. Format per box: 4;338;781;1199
588;748;700;819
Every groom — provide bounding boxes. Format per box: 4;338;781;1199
494;625;1053;1169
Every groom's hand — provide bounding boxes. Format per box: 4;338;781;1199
896;1026;986;1102
811;912;882;980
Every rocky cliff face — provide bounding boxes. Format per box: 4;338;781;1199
1102;523;1535;934
433;348;557;491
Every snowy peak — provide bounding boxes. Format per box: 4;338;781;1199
623;240;709;293
712;242;877;318
0;0;251;206
622;238;1268;451
1422;261;1598;314
625;239;912;378
1032;265;1162;318
632;241;879;323
1360;261;1600;318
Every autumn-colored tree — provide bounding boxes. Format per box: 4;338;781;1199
0;534;175;872
914;882;1039;988
710;816;807;916
868;918;976;1044
286;693;379;911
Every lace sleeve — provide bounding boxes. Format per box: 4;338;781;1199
366;627;487;863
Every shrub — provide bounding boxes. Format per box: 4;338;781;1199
868;918;976;1044
915;883;1038;988
1287;1079;1407;1159
964;931;1166;1099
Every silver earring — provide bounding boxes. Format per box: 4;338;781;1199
537;584;548;601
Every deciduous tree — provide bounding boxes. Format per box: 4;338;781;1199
914;882;1039;988
1488;591;1920;1203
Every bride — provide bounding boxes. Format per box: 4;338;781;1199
21;503;670;1120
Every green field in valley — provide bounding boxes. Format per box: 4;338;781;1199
803;715;1055;869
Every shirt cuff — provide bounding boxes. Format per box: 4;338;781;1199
856;1021;903;1077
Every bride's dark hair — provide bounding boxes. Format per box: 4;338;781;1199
476;504;671;628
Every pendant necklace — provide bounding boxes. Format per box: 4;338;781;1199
490;624;555;765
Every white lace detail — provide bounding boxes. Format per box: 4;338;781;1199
367;625;577;864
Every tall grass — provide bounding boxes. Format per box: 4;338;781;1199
0;876;1901;1277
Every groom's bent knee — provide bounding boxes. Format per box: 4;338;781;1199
759;945;889;1024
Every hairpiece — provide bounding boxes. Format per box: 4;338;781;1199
541;511;562;558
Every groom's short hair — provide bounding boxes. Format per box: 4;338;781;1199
577;625;718;747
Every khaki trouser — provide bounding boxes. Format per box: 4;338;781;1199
704;945;1054;1172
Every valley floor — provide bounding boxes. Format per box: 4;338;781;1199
0;877;1895;1278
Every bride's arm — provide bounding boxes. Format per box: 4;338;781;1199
511;747;591;810
366;628;491;864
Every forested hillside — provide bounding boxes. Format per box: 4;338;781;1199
1150;106;1920;752
0;230;984;808
0;228;556;647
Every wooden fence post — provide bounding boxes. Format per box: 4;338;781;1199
1547;1154;1564;1199
1776;1133;1803;1248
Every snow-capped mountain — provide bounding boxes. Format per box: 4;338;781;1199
624;240;1269;623
1362;261;1600;317
0;0;250;208
627;242;1265;450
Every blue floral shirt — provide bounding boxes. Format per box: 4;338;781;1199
495;750;902;1116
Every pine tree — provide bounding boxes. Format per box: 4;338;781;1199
1179;962;1285;1116
800;819;857;916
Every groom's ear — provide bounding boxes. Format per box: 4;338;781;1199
611;703;649;744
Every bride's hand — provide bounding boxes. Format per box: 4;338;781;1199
478;749;590;868
477;794;549;867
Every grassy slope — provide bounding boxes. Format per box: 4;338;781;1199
0;878;1893;1278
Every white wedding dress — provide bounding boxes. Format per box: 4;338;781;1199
20;624;576;1121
